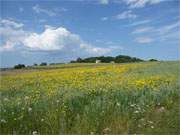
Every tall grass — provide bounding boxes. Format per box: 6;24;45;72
0;62;179;134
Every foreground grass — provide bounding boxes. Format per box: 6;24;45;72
0;62;179;134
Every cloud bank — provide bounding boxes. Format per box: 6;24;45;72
23;27;114;55
135;37;153;44
115;10;137;20
0;19;118;57
132;21;180;44
32;4;56;16
123;0;165;8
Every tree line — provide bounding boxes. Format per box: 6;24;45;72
13;55;158;69
70;55;157;63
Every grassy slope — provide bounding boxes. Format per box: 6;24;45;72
0;63;113;76
0;62;179;135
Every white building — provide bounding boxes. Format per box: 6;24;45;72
96;60;101;63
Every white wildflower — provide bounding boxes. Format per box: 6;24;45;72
4;98;9;101
56;100;60;103
41;118;44;122
103;127;111;132
134;110;139;113
116;102;120;106
32;131;38;135
148;121;154;124
25;96;29;100
1;119;7;123
130;104;136;107
140;118;144;121
28;107;32;112
18;115;23;120
158;106;165;113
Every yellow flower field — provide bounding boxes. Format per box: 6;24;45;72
0;62;179;134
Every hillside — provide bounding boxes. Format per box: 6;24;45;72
0;62;179;134
70;55;144;63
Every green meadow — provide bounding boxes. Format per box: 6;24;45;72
0;62;179;135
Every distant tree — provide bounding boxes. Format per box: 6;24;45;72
115;55;143;63
70;60;76;63
149;59;158;62
77;58;83;63
40;62;47;66
33;63;38;66
70;55;144;63
50;63;64;65
14;64;26;69
49;63;56;65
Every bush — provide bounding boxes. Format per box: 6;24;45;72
14;64;26;69
149;59;158;62
40;62;47;66
49;63;64;65
71;55;144;63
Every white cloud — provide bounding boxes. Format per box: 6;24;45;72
160;30;180;41
23;27;115;55
131;20;180;45
101;17;108;21
157;21;180;41
0;26;26;40
0;19;24;28
80;43;113;54
0;41;14;51
0;27;28;51
132;21;180;42
0;20;117;55
32;4;56;16
44;25;56;29
132;26;153;34
129;20;151;26
98;0;109;5
157;21;180;34
23;27;71;51
0;19;28;51
54;7;68;12
135;37;153;43
115;10;137;20
100;10;137;21
123;0;165;8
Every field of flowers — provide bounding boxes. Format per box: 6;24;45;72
0;62;179;135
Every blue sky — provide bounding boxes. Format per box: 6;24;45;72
0;0;179;67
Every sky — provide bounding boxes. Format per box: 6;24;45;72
0;0;180;67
